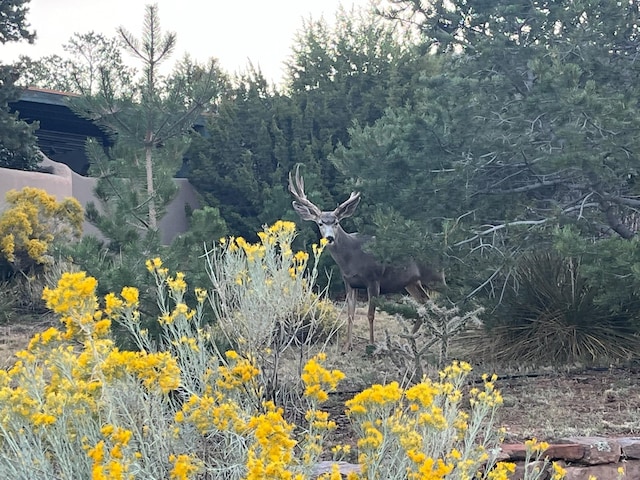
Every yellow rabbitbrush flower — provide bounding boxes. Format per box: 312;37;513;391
120;286;139;307
145;257;163;272
42;272;103;340
101;349;181;395
176;391;246;434
245;401;302;480
167;272;187;294
487;461;517;480
42;272;98;316
169;453;203;480
551;462;567;480
217;350;260;391
86;425;136;480
344;362;510;480
301;352;345;403
346;381;403;416
0;187;82;267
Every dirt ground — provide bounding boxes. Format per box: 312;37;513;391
2;305;639;449
0;316;56;369
315;304;640;449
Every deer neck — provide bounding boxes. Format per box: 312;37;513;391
325;225;368;262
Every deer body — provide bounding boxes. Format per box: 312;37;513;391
289;166;445;351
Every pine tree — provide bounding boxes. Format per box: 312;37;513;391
71;4;222;235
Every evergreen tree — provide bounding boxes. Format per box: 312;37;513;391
188;7;417;243
0;0;40;170
65;5;226;326
187;69;299;239
72;4;223;235
0;0;34;44
335;0;640;304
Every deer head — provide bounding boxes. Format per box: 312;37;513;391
288;165;361;243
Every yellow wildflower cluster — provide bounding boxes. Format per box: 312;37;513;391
298;353;344;468
520;438;569;480
343;361;521;480
0;187;83;267
102;349;181;394
486;462;517;480
245;401;302;480
301;352;345;403
168;453;203;480
42;272;108;340
176;390;246;433
0;268;207;477
219;220;324;283
216;350;261;391
0;221;554;479
145;256;168;277
175;351;259;435
86;424;137;480
469;373;504;408
346;381;403;415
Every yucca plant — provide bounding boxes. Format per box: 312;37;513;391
485;252;638;365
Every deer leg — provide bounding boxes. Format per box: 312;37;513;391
367;283;380;344
344;284;357;352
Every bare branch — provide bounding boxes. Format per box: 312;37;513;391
454;220;548;247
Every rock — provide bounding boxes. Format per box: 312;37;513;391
501;443;584;461
558;437;621;465
312;461;361;478
619;437;640;460
562;461;640;480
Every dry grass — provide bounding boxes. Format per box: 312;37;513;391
307;303;640;443
2;303;640;444
0;316;56;368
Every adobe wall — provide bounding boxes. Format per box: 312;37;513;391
0;156;200;244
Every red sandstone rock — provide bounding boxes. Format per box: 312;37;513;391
543;443;585;461
501;444;527;460
619;437;640;460
562;461;640;480
501;443;584;461
559;437;621;465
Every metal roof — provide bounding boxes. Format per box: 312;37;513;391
9;88;111;174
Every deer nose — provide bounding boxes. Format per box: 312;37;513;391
325;235;335;244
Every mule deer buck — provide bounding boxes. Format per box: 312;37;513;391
289;166;445;351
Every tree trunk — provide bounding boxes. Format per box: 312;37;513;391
145;131;157;230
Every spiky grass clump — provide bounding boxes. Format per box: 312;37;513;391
486;252;638;365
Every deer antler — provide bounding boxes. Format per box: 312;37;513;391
288;165;322;217
334;191;361;218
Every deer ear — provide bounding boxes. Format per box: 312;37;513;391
292;201;318;221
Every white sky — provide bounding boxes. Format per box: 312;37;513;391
1;0;373;85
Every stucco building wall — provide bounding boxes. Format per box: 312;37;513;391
0;156;200;244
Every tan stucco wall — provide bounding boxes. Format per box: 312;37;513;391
0;156;200;244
